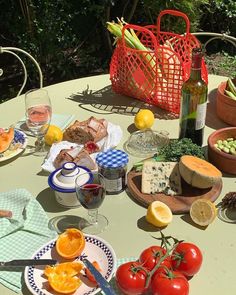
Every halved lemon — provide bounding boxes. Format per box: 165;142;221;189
190;199;217;226
146;201;173;227
56;228;85;259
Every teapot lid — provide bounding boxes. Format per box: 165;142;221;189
48;162;92;193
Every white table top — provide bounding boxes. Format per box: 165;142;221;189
0;74;235;295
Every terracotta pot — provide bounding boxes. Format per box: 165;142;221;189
216;81;236;126
208;127;236;175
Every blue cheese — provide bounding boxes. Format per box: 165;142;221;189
141;160;182;195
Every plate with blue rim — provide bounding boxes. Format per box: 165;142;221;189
0;129;28;162
24;234;117;295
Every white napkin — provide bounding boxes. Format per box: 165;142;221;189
42;121;123;172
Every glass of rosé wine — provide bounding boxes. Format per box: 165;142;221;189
75;171;108;234
25;88;52;156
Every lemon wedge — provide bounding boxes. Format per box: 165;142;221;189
134;109;155;130
190;199;217;226
146;201;173;227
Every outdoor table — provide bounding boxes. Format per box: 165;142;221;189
0;74;235;295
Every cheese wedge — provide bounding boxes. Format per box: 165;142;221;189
179;155;222;189
141;160;182;195
0;127;14;153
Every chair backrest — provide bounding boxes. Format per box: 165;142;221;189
0;46;43;97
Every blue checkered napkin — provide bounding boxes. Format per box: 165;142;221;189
96;149;129;168
0;189;57;293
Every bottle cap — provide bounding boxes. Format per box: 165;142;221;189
191;47;203;69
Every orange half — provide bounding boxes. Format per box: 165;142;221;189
56;228;86;259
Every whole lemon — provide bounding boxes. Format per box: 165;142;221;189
134;109;155;130
44;125;63;146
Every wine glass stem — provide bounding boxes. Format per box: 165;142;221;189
36;136;45;152
87;209;98;225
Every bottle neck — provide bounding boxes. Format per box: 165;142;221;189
190;68;202;80
190;50;202;80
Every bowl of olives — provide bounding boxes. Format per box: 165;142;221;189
208;127;236;175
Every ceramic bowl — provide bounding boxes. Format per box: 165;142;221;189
208;127;236;175
216;80;236;126
48;162;92;207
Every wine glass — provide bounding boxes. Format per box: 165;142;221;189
25;88;52;156
75;171;108;234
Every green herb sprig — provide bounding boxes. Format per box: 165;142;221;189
133;138;205;171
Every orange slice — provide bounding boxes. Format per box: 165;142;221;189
56;228;85;259
48;273;82;294
44;262;83;294
44;262;83;278
85;261;102;283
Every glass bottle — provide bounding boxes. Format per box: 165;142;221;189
179;47;208;146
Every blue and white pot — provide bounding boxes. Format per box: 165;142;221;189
48;162;92;208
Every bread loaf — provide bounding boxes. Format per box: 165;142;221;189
63;117;108;144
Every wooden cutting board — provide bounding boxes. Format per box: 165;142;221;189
127;170;222;214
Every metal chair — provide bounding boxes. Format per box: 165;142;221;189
0;46;43;97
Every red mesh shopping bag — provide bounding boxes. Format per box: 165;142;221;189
109;10;208;114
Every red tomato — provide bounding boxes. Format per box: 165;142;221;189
151;270;189;295
171;242;203;277
139;246;171;272
85;261;102;283
115;261;149;295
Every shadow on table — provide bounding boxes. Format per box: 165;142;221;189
206;88;230;130
36;187;67;213
67;85;178;120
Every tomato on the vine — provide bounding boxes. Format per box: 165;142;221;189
139;246;171;273
115;261;149;295
171;242;203;277
151;270;189;295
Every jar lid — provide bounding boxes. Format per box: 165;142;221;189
48;162;92;193
96;149;129;168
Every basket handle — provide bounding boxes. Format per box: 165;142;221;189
121;23;159;51
157;9;190;34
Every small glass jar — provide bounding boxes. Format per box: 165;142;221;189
96;149;129;195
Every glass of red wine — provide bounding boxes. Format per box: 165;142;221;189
75;171;108;234
25;88;52;156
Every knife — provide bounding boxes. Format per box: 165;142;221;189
83;259;116;295
0;259;57;267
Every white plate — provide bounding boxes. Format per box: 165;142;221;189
24;235;117;295
0;129;28;162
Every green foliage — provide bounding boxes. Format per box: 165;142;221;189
135;0;209;33
199;0;236;35
0;0;235;103
205;52;236;78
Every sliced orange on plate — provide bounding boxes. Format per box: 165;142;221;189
48;274;82;294
56;228;85;259
44;262;83;294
